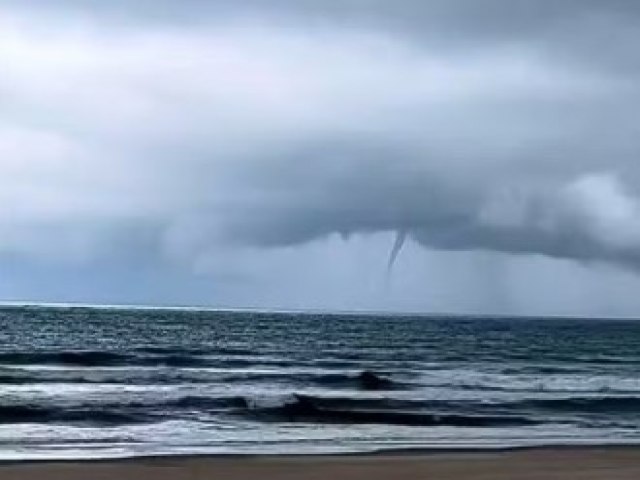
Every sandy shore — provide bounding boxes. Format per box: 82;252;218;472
0;447;639;479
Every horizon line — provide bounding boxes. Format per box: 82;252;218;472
0;299;638;321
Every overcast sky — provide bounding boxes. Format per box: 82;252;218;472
3;1;640;316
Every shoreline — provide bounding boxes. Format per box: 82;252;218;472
0;446;639;479
3;442;640;465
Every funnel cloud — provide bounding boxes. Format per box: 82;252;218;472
387;230;408;279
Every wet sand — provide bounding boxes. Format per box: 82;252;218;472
0;447;639;479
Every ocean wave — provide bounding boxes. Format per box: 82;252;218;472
238;394;537;427
417;370;640;394
0;367;408;391
0;351;131;367
521;396;640;413
235;370;404;391
0;391;637;429
235;393;640;423
0;405;157;426
0;393;536;428
0;395;247;426
0;350;291;369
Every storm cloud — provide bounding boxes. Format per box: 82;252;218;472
2;1;640;313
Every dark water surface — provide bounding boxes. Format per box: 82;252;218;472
1;305;639;459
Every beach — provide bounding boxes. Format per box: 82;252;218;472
0;448;639;480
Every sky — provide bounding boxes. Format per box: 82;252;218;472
2;1;640;316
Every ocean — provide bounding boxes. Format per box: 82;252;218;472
0;305;639;460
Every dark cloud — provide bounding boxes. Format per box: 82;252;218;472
9;0;640;71
2;0;640;312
